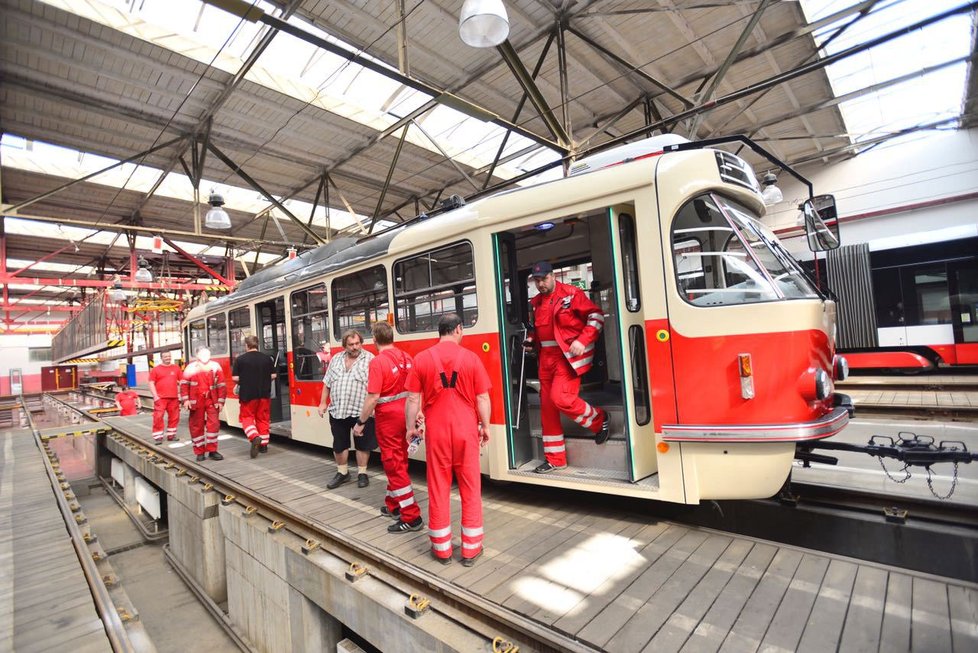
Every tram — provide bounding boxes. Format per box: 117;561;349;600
182;135;850;504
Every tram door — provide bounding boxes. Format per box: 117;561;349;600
493;203;657;482
256;297;290;423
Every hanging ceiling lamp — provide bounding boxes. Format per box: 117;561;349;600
760;172;784;206
134;256;153;283
459;0;510;48
205;190;232;230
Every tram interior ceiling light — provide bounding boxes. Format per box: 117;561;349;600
205;191;232;230
459;0;510;48
134;256;153;283
760;172;783;206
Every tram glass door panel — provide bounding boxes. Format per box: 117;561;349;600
256;297;290;423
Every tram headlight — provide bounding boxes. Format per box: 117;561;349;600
814;368;833;401
833;355;849;381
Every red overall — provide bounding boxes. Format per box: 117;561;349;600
239;398;270;447
115;391;140;416
367;348;421;524
529;281;606;466
149;363;181;441
407;341;491;562
179;361;227;455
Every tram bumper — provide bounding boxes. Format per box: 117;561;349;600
661;408;850;502
834;392;854;417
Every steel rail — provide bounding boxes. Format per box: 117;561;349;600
56;392;600;653
21;396;136;653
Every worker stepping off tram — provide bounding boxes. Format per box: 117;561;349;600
232;335;277;458
524;261;610;474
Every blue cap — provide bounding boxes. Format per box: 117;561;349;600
530;261;553;277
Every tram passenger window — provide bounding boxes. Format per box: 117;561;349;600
619;213;641;312
333;266;389;340
629;326;651;425
188;320;206;355
291;284;329;380
206;313;228;355
394;242;477;333
229;308;251;362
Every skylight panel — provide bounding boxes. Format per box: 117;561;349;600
801;0;969;147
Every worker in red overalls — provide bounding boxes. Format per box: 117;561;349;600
524;261;610;474
179;346;226;462
115;382;140;416
353;322;423;533
405;313;491;566
148;350;181;442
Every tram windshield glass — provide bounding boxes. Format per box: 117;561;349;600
673;194;818;306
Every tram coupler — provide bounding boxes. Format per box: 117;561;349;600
797;432;978;467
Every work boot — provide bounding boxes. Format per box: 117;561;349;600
534;461;566;474
595;411;611;445
259;444;268;454
250;439;260;459
461;549;484;568
388;517;423;533
327;472;350;489
196;454;206;462
208;451;224;461
380;506;400;519
357;473;369;488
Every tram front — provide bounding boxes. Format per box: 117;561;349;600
653;147;850;502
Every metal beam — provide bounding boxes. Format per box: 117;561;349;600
410;121;479;191
369;125;410;233
690;0;773;137
556;19;573;143
3;136;186;214
567;26;693;109
579;96;644;147
161;237;234;287
206;142;325;244
496;40;572;148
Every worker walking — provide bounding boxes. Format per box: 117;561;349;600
148;350;181;442
115;382;140;417
405;314;491;566
353;322;423;533
232;335;277;458
524;261;610;474
179;346;227;462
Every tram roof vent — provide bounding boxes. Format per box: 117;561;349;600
569;134;690;176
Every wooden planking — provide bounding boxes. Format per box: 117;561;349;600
0;430;112;653
104;413;976;650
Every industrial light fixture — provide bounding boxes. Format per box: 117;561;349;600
459;0;510;48
108;274;127;303
204;190;232;230
760;172;783;206
134;256;153;283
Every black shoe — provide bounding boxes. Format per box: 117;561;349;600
380;506;400;519
431;550;452;565
208;451;224;461
357;473;369;488
534;461;567;474
461;549;484;567
595;412;611;445
388;517;423;533
196;454;206;462
327;472;350;489
259;444;268;454
167;436;177;441
250;439;260;459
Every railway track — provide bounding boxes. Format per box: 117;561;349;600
47;390;978;585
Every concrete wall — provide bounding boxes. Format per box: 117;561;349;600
763;128;978;253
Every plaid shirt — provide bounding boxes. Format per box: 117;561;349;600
322;350;374;418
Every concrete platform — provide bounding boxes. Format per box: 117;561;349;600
101;412;978;653
0;427;113;653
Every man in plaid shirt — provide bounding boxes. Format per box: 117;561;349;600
318;329;376;489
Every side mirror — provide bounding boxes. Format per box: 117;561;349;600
801;194;840;252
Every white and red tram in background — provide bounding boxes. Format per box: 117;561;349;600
182;135;850;505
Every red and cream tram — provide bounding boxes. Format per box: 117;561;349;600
182;136;850;504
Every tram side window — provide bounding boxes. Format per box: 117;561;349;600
291;284;329;380
333;266;389;340
619;213;641;312
394;242;477;333
229;308;251;362
207;313;228;355
188;320;206;355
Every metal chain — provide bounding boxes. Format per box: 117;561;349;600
878;457;911;484
925;464;959;501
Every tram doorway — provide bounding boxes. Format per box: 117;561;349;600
256;297;290;424
493;203;657;483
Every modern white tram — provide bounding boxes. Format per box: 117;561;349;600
183;136;849;505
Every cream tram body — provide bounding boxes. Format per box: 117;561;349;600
183;145;848;505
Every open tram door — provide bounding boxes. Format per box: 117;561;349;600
256;297;290;424
493;202;658;484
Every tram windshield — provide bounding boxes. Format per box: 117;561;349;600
673;194;818;307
